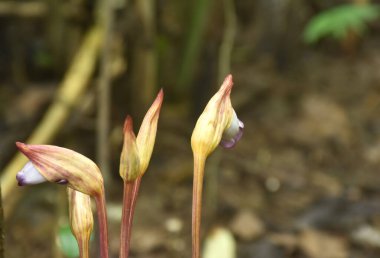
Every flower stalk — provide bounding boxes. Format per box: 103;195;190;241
95;187;109;258
119;178;141;258
192;154;206;258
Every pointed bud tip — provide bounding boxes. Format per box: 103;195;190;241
221;75;233;93
144;89;164;121
123;115;134;133
225;74;233;83
15;142;31;157
154;89;164;109
16;141;26;150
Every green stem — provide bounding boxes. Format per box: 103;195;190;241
95;189;109;258
119;178;142;258
192;154;206;258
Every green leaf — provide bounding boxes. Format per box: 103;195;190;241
303;4;380;44
57;225;80;258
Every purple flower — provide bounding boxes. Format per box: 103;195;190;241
220;110;244;149
16;161;47;186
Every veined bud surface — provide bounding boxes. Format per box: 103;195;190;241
119;89;163;181
16;142;104;196
68;188;93;246
191;75;243;158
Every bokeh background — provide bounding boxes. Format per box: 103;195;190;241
2;0;380;257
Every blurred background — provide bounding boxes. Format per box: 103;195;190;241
2;0;380;257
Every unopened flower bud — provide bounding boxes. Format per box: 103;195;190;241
190;75;243;258
120;116;140;182
16;142;104;196
191;75;243;157
68;188;93;257
119;89;163;181
136;89;164;174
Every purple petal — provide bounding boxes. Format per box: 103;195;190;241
220;111;244;149
55;179;68;185
16;161;47;186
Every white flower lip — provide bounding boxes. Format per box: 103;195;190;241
16;161;48;186
220;111;244;149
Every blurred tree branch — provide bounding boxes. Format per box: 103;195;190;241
130;0;157;118
96;0;115;185
0;2;46;17
1;26;102;217
218;0;237;84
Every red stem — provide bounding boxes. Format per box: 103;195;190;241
95;189;109;258
119;177;142;258
192;155;206;258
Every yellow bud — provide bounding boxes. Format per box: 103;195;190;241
136;89;164;174
119;89;164;182
119;116;140;182
68;188;93;257
16;142;104;196
191;75;237;157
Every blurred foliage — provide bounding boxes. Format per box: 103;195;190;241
304;4;380;44
58;225;79;258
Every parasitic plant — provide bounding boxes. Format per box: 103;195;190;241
119;89;163;258
190;74;243;258
14;74;244;258
16;143;109;258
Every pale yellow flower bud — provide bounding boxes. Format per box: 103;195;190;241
191;75;243;158
190;75;243;258
136;89;164;174
119;116;140;182
119;89;163;182
68;188;93;258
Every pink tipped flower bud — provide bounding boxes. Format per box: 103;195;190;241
119;89;163;182
136;89;164;174
16;142;104;197
120;116;140;182
191;75;243;157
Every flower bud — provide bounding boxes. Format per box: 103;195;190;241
16;142;104;196
136;89;164;174
119;89;163;181
191;75;243;157
68;188;93;256
119;116;140;182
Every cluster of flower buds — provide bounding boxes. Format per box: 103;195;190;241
119;89;163;182
14;74;242;258
118;89;163;258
